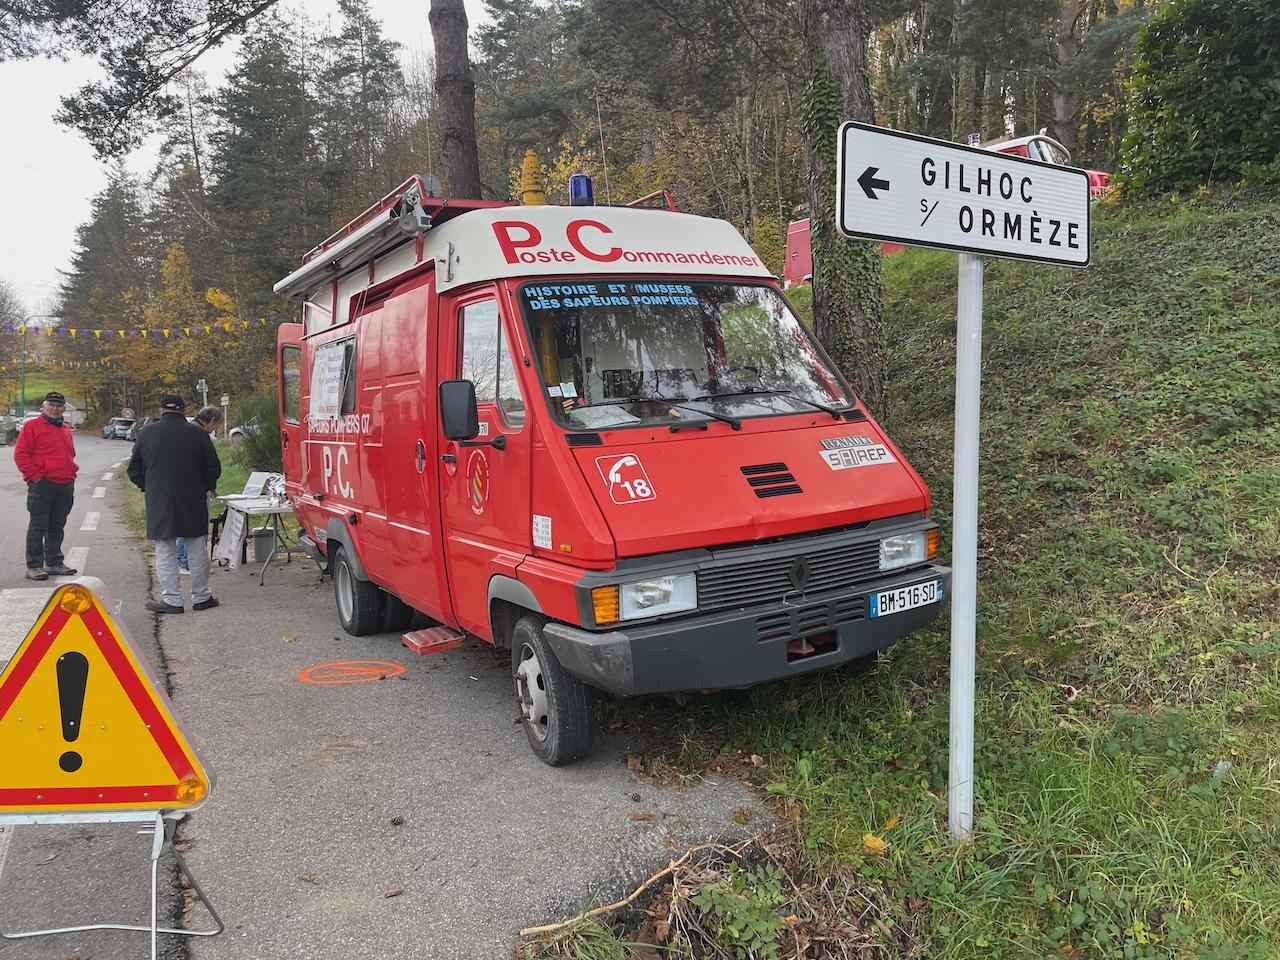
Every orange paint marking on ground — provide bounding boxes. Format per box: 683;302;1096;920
297;661;406;685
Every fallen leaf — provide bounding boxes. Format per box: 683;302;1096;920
862;833;889;857
384;888;405;899
626;754;643;772
43;853;57;863
390;816;405;826
885;815;900;830
282;635;297;643
750;754;764;767
296;872;318;884
1061;684;1080;702
630;812;654;822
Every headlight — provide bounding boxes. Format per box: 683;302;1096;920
879;531;930;571
592;573;697;625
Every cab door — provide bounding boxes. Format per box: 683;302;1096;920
277;323;305;498
437;288;532;641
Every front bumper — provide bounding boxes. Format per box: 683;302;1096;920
542;565;950;697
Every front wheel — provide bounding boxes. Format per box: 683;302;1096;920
331;544;381;636
512;614;596;765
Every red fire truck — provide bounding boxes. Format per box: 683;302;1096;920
275;177;949;764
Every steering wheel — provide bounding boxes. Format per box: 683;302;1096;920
701;365;760;394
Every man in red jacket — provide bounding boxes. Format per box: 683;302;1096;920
13;391;79;580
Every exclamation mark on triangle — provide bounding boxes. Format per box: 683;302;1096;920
57;651;88;773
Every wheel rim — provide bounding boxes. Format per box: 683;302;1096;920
335;559;354;623
515;642;550;743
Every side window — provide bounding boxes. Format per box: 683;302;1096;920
340;339;357;415
309;336;357;421
281;346;301;424
460;299;525;428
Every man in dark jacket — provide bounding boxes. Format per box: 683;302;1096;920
13;391;79;580
127;395;221;613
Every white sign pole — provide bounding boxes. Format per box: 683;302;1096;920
948;252;983;840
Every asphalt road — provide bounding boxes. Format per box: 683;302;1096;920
1;432;762;958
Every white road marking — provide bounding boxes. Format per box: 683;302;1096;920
111;461;122;468
0;585;59;879
51;547;89;580
80;512;100;532
102;472;114;481
93;487;106;499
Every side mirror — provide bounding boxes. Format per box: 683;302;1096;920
439;380;479;441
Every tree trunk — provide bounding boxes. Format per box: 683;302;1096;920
800;0;885;417
1053;0;1082;155
429;0;482;198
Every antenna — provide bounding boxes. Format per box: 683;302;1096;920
595;90;612;205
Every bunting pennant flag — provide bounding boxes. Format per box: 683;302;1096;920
3;318;279;337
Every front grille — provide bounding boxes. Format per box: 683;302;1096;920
699;536;882;610
756;595;867;642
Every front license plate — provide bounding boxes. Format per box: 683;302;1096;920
869;579;942;618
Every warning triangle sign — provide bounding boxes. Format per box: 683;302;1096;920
0;578;212;815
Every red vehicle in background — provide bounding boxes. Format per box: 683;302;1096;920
984;131;1111;197
275;176;949;765
783;130;1109;287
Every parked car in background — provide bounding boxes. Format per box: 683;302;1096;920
227;416;261;440
125;416;155;441
984;131;1111;197
20;412;42;431
102;417;135;439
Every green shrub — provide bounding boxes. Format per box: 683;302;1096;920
1117;0;1280;195
230;390;282;473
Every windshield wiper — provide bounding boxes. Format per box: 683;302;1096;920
692;388;844;420
623;395;741;430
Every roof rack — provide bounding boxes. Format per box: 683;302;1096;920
626;190;678;212
275;176;509;299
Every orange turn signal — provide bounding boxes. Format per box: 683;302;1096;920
927;528;939;559
592;585;620;626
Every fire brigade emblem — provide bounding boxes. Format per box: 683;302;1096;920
467;451;490;515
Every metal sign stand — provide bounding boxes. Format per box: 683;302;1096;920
835;120;1090;841
948;253;983;840
1;810;224;960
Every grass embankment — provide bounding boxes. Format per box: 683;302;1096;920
534;187;1280;958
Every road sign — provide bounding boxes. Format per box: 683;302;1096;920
220;394;229;406
121;406;135;419
0;579;211;815
836;121;1090;266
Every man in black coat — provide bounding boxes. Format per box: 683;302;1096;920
127;395;222;614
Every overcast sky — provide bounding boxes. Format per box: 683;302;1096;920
0;0;488;316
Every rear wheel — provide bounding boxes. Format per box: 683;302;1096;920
332;545;380;636
511;614;595;765
380;590;414;633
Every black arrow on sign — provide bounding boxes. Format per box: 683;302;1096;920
857;166;891;200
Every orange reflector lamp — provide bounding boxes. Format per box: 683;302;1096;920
591;585;620;626
59;585;93;614
927;528;939;560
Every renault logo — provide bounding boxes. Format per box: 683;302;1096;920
788;557;811;593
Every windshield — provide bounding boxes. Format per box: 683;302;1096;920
517;279;851;430
1034;138;1071;166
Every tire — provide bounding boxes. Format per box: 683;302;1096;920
380;589;414;633
331;545;381;636
511;614;596;765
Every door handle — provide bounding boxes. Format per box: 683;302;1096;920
440;454;457;464
415;439;427;473
281;431;289;449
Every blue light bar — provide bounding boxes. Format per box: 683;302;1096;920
569;174;594;206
